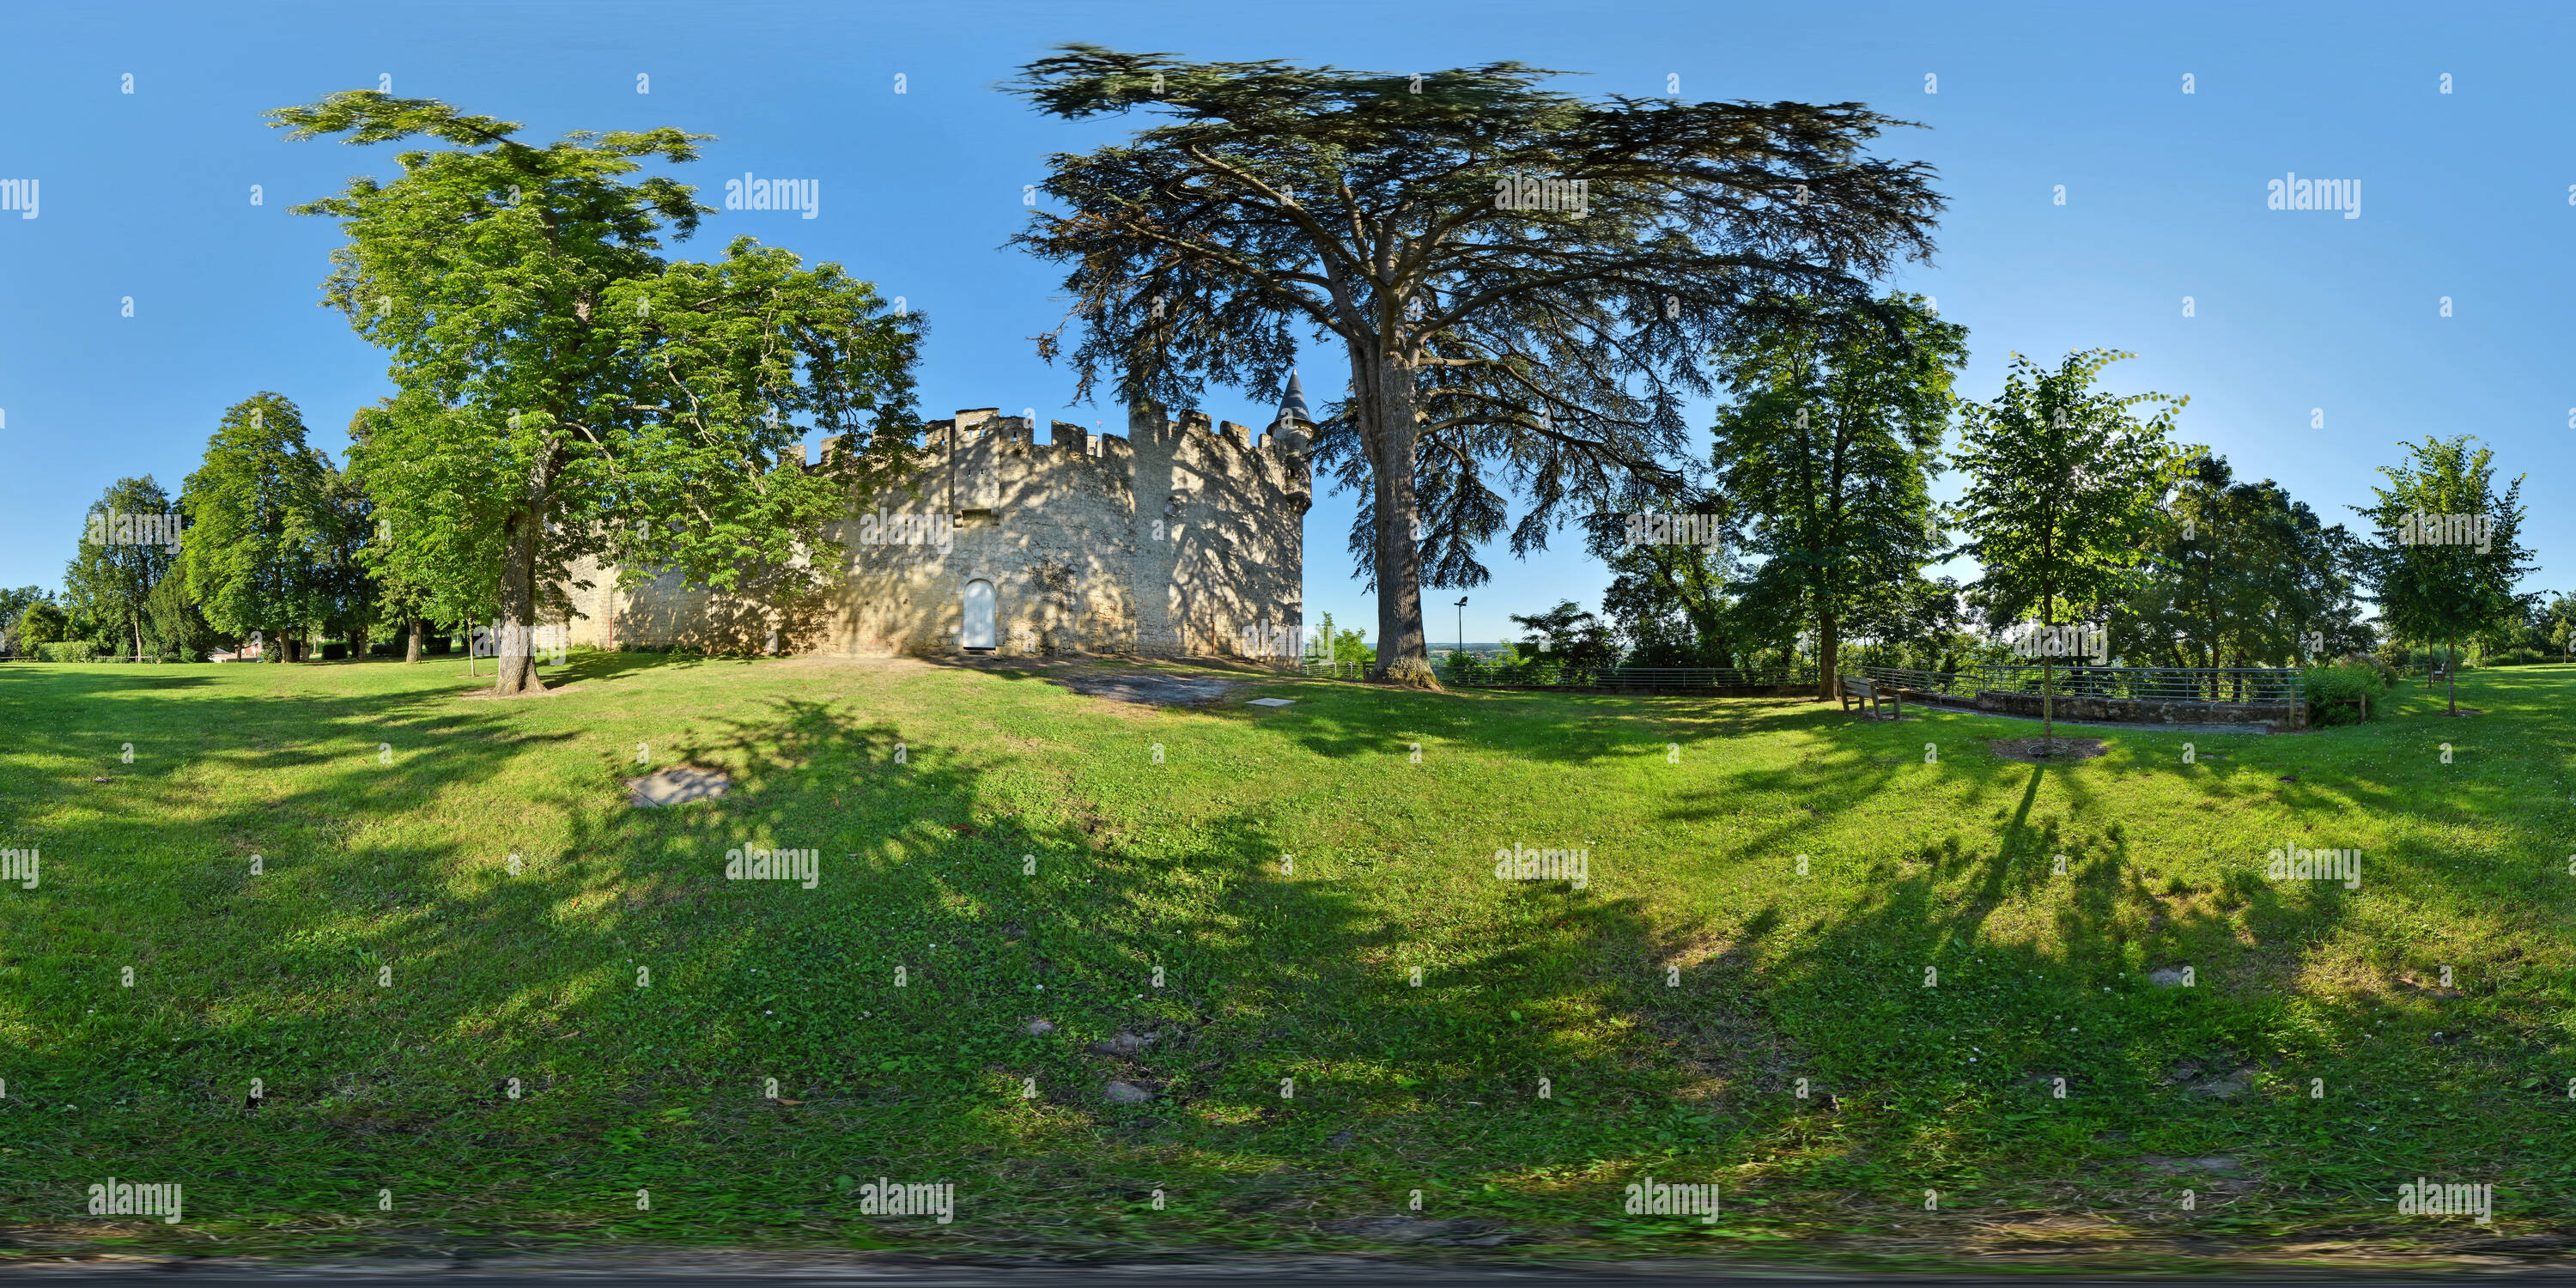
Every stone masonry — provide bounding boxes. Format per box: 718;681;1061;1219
562;380;1314;659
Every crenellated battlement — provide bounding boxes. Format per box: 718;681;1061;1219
797;401;1311;472
568;376;1317;661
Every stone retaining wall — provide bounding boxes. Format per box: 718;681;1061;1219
1966;689;2301;729
1462;683;1817;698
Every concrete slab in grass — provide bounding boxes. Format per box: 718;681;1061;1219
626;766;732;807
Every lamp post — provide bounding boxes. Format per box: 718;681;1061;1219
1455;597;1468;661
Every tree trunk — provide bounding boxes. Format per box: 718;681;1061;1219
2039;587;2057;755
2042;650;2055;751
1817;607;1840;702
405;618;422;664
1358;351;1428;679
495;505;542;696
2446;632;2458;715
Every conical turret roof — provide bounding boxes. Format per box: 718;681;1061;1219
1273;369;1311;427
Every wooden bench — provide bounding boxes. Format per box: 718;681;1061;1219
1839;674;1899;720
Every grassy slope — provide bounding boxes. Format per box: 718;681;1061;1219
1;653;2571;1263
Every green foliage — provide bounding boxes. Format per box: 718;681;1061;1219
142;571;216;661
1708;293;1965;687
2118;453;2370;668
35;640;96;662
276;90;924;693
2300;660;2393;725
1507;600;1619;668
2415;643;2463;673
180;393;344;655
64;476;183;659
1439;648;1479;682
1309;611;1370;670
1007;46;1943;667
347;404;439;656
1953;349;2184;633
1334;628;1375;669
1951;349;2183;744
15;599;68;647
2542;598;2576;659
1587;501;1762;667
1;586;58;653
1839;576;1975;671
1306;611;1375;669
2468;588;2569;661
313;450;380;648
2352;434;2535;714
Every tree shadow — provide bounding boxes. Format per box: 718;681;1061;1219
3;659;1698;1238
10;659;2567;1248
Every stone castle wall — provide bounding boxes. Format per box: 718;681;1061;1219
561;404;1309;659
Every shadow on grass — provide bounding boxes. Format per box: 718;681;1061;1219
10;657;2567;1248
0;657;1728;1243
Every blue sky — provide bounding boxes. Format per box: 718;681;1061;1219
3;0;2569;643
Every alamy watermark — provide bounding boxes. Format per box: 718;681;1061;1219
724;173;819;219
858;508;954;556
2267;172;2360;219
0;178;35;219
87;1178;182;1223
1493;842;1589;890
725;846;818;889
2392;510;2492;552
469;623;568;665
2009;623;2107;659
2268;843;2360;890
2397;1177;2492;1224
1;847;35;890
1623;1175;1720;1224
1623;513;1723;550
1494;175;1588;216
855;1177;953;1224
1239;617;1302;659
84;509;182;551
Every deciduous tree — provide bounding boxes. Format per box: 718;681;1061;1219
273;92;923;694
1951;350;2182;753
1706;293;1963;699
2354;435;2535;716
180;394;341;659
64;476;182;659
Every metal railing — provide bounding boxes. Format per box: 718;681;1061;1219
1854;663;2301;706
1300;658;1374;681
1295;658;1819;688
1295;655;2302;705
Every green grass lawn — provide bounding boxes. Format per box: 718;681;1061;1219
3;653;2572;1267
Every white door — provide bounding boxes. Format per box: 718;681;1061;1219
963;579;996;649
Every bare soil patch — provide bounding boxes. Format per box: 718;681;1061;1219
1054;671;1242;707
1989;736;2109;763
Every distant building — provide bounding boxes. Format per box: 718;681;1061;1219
562;378;1314;659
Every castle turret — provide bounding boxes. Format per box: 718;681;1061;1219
1268;369;1313;453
